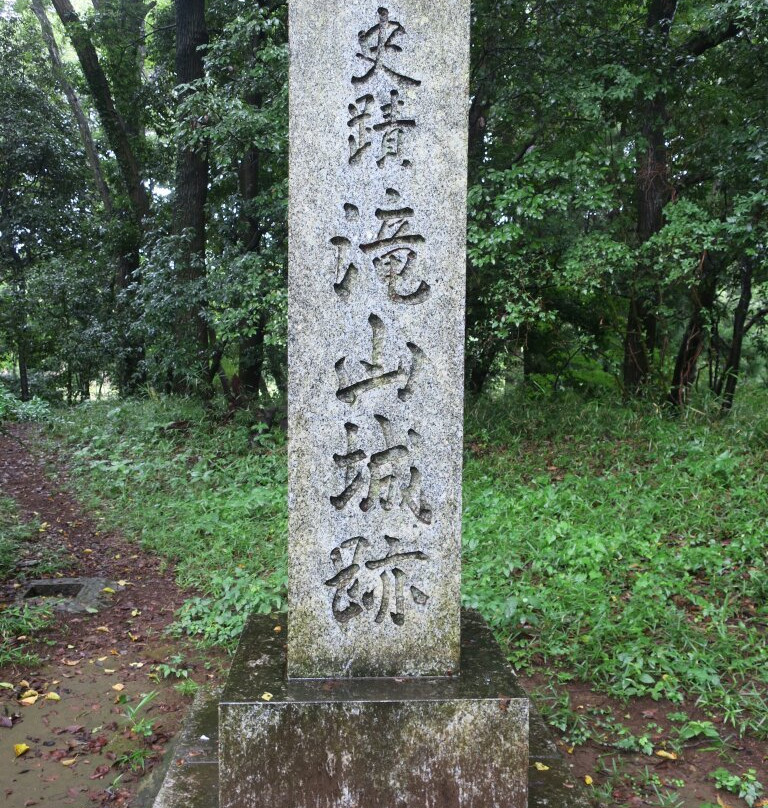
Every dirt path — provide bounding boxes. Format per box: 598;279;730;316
0;424;217;807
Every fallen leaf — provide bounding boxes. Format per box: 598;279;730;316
273;626;282;633
261;692;274;702
0;683;13;690
44;693;61;702
128;662;144;669
117;580;129;587
111;684;125;692
102;587;116;594
61;758;77;766
95;627;110;633
19;696;38;706
103;669;116;675
130;609;141;617
655;750;678;760
83;549;93;554
584;775;593;786
717;796;735;808
14;743;30;757
19;689;38;699
533;762;550;772
97;657;108;662
62;660;79;667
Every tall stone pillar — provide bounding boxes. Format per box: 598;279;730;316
218;4;529;806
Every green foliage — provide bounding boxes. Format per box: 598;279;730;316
57;392;768;741
0;602;53;667
709;767;764;807
0;387;52;423
56;398;287;645
463;387;768;736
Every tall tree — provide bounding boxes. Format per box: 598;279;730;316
172;0;210;391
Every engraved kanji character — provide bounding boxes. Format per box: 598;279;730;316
334;314;425;404
347;94;374;164
374;89;415;168
325;535;429;625
353;7;421;88
360;189;430;305
330;413;432;524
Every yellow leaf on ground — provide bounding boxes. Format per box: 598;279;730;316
19;696;38;706
62;660;79;667
273;626;282;633
83;549;93;554
96;626;110;633
717;796;735;808
117;580;129;587
129;662;144;669
584;775;594;786
0;683;13;690
130;609;141;617
261;692;274;702
14;744;30;757
19;689;37;699
104;669;116;675
655;750;678;760
102;587;116;594
533;762;550;772
112;683;125;692
97;656;108;662
61;758;77;766
44;692;61;701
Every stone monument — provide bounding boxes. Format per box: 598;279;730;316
216;2;530;807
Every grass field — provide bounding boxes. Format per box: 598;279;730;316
44;388;768;806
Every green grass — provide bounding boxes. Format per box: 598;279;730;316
52;388;768;736
0;496;36;579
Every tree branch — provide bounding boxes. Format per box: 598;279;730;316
678;20;740;61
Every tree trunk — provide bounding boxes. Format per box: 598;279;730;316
50;0;148;221
17;341;30;402
51;0;148;395
31;0;113;214
622;0;677;396
173;0;210;393
718;259;752;415
667;251;718;407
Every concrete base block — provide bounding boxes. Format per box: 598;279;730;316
218;610;528;808
150;613;589;808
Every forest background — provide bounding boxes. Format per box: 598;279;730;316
1;0;766;408
1;1;767;806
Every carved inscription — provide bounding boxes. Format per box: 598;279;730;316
353;7;421;88
330;414;433;523
325;7;432;630
325;535;429;625
346;7;420;168
331;189;431;305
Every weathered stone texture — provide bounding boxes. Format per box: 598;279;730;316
288;0;471;678
220;613;528;808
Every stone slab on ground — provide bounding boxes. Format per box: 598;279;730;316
19;577;117;613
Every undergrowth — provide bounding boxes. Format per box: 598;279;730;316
53;387;768;738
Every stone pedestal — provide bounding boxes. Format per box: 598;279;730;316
218;611;528;808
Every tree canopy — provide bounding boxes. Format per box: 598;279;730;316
0;0;766;411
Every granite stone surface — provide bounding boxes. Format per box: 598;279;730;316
288;0;471;678
220;612;528;808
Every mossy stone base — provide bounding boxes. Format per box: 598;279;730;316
218;611;528;808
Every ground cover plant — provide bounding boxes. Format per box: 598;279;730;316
48;389;768;807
